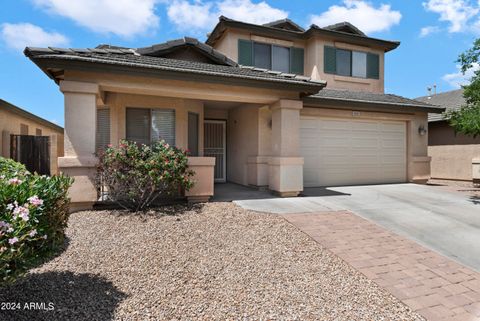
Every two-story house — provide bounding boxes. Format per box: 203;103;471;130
25;16;443;210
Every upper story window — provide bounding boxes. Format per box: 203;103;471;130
238;39;304;75
324;46;379;79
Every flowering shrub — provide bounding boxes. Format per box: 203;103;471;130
0;157;73;285
97;140;195;211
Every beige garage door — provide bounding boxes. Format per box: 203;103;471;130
300;117;407;187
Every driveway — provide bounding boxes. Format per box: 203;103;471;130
235;183;480;271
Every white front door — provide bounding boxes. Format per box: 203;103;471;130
300;117;407;187
204;120;226;182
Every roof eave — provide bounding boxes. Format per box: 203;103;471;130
303;96;446;113
28;56;326;95
206;18;400;52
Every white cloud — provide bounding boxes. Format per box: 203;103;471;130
419;25;441;37
309;0;402;34
32;0;160;37
216;0;288;25
167;1;216;31
423;0;478;33
166;0;288;32
442;63;479;88
1;23;69;51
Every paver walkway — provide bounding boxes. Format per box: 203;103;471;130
283;211;480;321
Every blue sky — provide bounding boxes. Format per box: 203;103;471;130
1;0;479;126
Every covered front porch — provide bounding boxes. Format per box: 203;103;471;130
59;74;309;210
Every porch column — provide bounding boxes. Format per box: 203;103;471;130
268;99;304;197
58;80;99;211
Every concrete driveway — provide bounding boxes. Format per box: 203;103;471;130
235;183;480;271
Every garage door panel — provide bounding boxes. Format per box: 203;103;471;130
300;117;406;187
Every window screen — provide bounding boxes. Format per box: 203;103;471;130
188;112;199;156
352;51;367;78
253;42;271;69
36;128;42;136
151;109;175;146
96;108;110;151
126;108;150;145
336;49;351;77
272;45;290;73
20;124;28;135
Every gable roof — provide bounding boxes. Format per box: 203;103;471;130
263;19;305;32
304;88;444;113
0;99;63;132
322;22;366;36
136;37;237;66
24;47;326;93
415;89;465;122
206;16;400;52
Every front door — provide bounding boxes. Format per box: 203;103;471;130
204;120;226;182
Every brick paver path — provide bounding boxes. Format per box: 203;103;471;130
283;211;480;321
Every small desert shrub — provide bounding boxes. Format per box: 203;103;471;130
0;157;73;285
97;140;195;211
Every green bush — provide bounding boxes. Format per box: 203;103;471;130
97;140;195;211
0;157;73;285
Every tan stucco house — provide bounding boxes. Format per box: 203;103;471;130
25;17;443;210
416;89;480;182
1;99;64;174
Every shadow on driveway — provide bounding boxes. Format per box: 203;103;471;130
0;271;126;321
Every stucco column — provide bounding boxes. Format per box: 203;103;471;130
268;99;304;197
58;80;99;211
408;113;431;184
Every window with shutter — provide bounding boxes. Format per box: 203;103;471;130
324;46;336;74
238;39;253;66
96;108;110;151
290;47;304;75
126;108;150;145
336;49;351;77
151;109;175;146
367;53;380;79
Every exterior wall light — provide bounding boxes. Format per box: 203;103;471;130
418;125;427;136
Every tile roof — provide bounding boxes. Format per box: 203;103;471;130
24;47;326;90
306;88;444;111
415;89;465;122
136;37;237;67
321;22;366;36
207;16;400;52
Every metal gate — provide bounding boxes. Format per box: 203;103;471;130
204;120;226;182
10;135;50;175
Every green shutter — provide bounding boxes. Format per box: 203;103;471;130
324;46;336;74
367;53;380;79
238;39;253;66
290;47;304;74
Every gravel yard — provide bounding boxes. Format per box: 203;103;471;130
0;203;423;321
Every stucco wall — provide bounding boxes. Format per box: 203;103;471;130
212;30;385;93
429;121;480;145
106;92;204;153
305;37;385;93
227;104;260;185
0;108;64;173
428;145;480;180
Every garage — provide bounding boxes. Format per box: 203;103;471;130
300;117;407;187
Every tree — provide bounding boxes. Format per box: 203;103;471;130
446;39;480;137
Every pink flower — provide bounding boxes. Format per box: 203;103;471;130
27;195;43;207
8;237;18;245
6;203;14;211
13;206;29;221
8;178;22;185
7;227;13;233
42;234;48;240
29;229;37;237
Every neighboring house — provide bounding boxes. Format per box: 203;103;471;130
416;89;480;181
24;16;443;210
0;99;64;174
